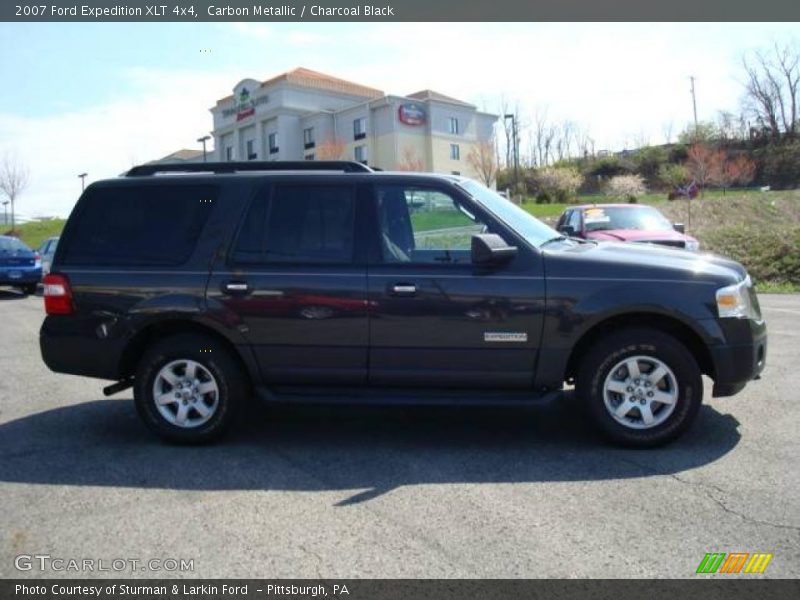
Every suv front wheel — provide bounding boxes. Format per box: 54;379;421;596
577;328;703;447
134;334;245;444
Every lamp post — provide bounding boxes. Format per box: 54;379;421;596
197;135;211;162
504;113;519;195
78;173;87;192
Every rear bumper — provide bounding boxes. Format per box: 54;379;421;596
709;318;767;398
40;316;125;380
0;266;41;285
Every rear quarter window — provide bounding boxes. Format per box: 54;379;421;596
60;184;217;267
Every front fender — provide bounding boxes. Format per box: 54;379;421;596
535;276;723;388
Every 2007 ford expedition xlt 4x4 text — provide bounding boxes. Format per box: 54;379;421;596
40;161;767;446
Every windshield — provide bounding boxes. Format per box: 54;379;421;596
456;180;560;247
583;206;673;232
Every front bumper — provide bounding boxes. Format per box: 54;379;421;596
709;318;767;397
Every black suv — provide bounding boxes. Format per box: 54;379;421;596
40;161;767;446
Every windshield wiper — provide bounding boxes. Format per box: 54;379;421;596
540;235;568;247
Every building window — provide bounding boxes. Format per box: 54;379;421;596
354;145;368;164
353;117;367;140
303;127;315;149
450;144;460;160
246;140;256;160
225;146;233;161
305;154;315;161
268;132;278;154
448;117;459;135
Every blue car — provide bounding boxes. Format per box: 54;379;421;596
0;235;42;294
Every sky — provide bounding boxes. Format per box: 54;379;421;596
0;22;797;217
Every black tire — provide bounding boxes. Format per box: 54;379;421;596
20;284;37;295
576;328;703;447
134;333;246;444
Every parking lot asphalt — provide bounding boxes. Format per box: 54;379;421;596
0;291;798;579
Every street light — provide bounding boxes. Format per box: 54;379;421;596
197;135;211;163
78;173;87;192
504;113;519;196
2;200;8;227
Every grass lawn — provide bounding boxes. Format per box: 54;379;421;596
410;210;472;231
756;281;800;293
4;219;66;250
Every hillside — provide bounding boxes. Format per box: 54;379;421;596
4;219;66;250
528;190;800;290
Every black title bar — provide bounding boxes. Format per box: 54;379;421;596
4;0;800;22
4;579;800;600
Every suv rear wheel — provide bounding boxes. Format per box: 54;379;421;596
134;334;245;444
577;328;703;447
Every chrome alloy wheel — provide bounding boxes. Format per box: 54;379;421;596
152;359;219;428
602;355;679;430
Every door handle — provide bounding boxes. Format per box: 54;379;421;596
390;283;417;297
223;281;249;295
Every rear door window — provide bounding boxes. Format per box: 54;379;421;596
232;184;355;265
60;184;216;267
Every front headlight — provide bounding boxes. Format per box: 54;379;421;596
716;276;758;319
685;240;700;251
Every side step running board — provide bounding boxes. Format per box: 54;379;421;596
255;386;563;407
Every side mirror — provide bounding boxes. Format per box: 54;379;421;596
673;223;685;233
472;234;518;266
560;225;576;237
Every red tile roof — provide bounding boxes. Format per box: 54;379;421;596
216;68;384;106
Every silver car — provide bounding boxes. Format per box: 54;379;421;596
37;236;59;275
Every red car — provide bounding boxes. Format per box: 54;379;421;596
556;204;700;250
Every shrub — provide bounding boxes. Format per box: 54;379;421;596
533;166;583;204
583;156;628;180
758;142;800;190
605;174;646;203
658;163;689;190
633;146;669;185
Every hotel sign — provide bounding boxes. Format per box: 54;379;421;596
398;103;426;126
223;88;269;121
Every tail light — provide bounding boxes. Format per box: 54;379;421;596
43;273;74;315
34;252;42;268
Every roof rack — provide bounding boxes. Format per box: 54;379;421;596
125;160;373;177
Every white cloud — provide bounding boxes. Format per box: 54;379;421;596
0;68;232;217
226;23;272;40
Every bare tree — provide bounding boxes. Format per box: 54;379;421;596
710;153;756;195
530;108;550;167
686;143;724;197
316;137;346;160
662;120;675;144
498;96;514;168
397;147;425;172
574;125;595;158
741;40;800;141
0;153;29;233
466;140;498;187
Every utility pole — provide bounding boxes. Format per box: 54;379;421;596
689;76;699;136
78;172;87;192
504;113;519;196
